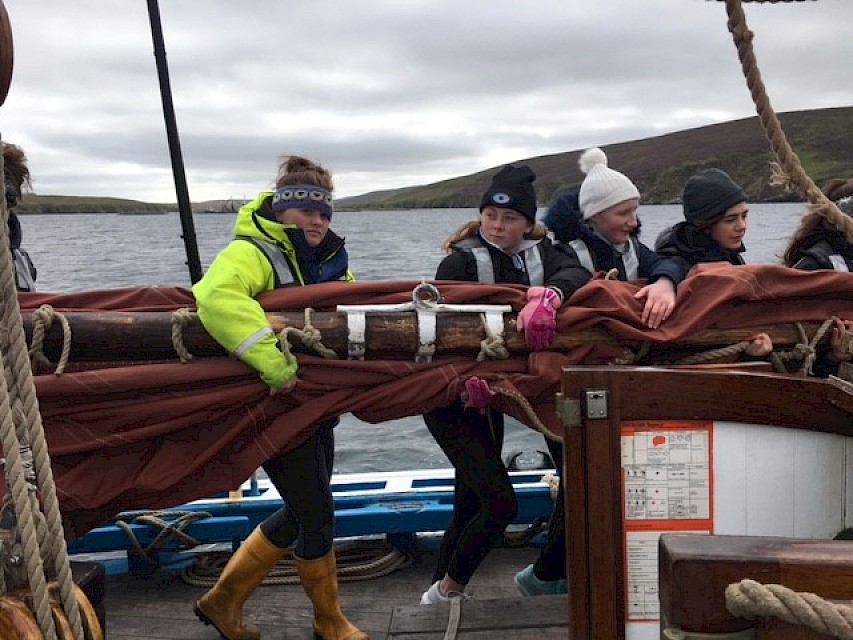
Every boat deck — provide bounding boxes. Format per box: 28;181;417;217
103;545;568;639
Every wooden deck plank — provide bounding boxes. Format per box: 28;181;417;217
102;545;569;639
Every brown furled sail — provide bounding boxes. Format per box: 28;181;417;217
9;264;853;538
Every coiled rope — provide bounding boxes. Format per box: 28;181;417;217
181;539;412;588
726;579;853;639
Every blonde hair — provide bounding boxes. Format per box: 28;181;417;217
275;155;333;192
442;219;547;253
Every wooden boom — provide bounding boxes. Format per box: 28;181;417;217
20;309;830;364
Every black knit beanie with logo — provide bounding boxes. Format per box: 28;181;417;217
480;164;538;222
682;168;747;228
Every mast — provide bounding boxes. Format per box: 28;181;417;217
146;0;203;284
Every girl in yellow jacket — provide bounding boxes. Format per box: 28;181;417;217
193;155;365;640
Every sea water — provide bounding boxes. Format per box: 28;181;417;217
18;203;807;473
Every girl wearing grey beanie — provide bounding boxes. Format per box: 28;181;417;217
655;168;772;358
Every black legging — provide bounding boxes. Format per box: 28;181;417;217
260;419;335;560
424;402;518;586
534;438;566;581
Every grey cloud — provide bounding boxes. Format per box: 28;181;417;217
2;0;851;201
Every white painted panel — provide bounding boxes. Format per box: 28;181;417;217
793;430;845;538
712;422;747;534
746;425;798;535
626;622;659;640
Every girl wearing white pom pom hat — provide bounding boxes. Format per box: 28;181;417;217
545;147;684;329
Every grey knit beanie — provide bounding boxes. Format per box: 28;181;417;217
682;169;747;228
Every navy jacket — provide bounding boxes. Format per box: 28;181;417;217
542;191;684;285
655;221;745;279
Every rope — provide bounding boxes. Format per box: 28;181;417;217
726;579;853;639
170;308;197;363
113;510;213;566
276;308;339;361
724;0;852;241
27;305;72;375
773;318;834;376
673;341;751;365
491;386;562;443
725;0;826;205
1;150;81;637
181;539;412;587
476;313;509;362
610;341;650;366
603;268;619;280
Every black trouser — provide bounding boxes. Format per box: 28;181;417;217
260;420;335;560
424;402;518;586
534;438;566;581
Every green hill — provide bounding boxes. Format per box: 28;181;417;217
336;106;853;210
13;106;852;213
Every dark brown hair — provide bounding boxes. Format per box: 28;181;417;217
3;142;31;201
781;178;853;267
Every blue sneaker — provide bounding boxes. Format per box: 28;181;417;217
514;564;567;596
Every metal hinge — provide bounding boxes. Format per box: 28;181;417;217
584;389;608;419
555;393;580;428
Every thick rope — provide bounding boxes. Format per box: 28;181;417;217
725;0;852;244
725;0;826;205
476;313;509;362
170;307;196;363
28;304;72;375
0;190;60;638
1;153;84;638
181;539;412;587
673;341;751;365
773;318;834;375
289;308;339;359
726;579;853;639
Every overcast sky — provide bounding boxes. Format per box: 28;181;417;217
2;1;851;202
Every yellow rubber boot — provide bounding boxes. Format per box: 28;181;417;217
295;551;369;640
194;527;285;640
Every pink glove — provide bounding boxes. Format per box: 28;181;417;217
462;376;496;413
516;286;560;351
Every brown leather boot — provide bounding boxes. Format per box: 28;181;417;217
295;551;369;640
194;527;285;640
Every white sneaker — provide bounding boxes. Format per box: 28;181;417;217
420;580;469;605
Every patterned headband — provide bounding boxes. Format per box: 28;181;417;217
271;184;334;219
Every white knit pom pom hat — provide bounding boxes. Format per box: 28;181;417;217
577;147;640;220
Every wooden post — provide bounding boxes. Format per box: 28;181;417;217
561;368;627;640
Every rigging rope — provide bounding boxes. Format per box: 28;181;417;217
724;0;853;240
726;579;853;639
1;147;83;638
